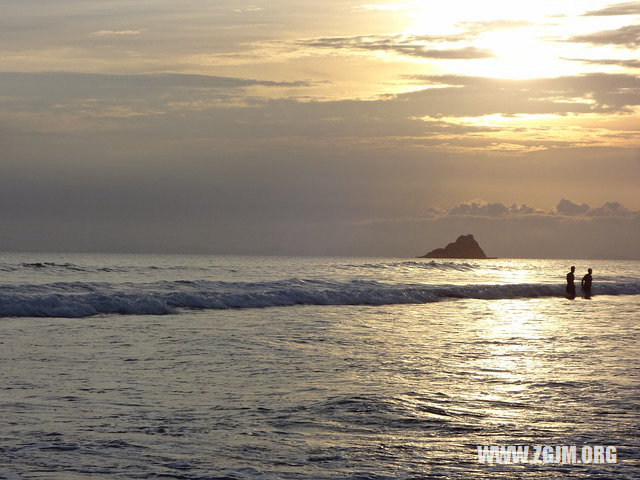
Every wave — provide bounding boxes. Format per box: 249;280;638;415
0;262;89;273
2;259;482;274
343;260;479;271
1;278;639;318
0;262;208;274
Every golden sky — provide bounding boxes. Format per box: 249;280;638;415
1;1;639;256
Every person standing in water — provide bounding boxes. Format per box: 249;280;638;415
566;266;576;298
581;268;593;298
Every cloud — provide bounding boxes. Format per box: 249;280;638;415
3;71;639;149
299;34;493;59
403;73;640;116
90;30;141;37
391;46;492;59
567;24;640;48
0;71;318;134
298;21;534;60
354;3;409;11
303;33;469;46
445;202;542;217
583;2;640;16
420;199;637;219
351;199;640;258
233;6;265;13
366;199;639;222
456;19;534;34
555;198;590;216
1;125;638;257
587;201;633;217
0;71;313;97
563;57;640;68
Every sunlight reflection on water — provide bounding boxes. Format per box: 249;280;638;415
1;255;638;478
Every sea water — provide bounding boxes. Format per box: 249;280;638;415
1;253;639;479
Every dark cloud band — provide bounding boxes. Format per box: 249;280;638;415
567;24;640;48
299;34;493;59
583;2;640;16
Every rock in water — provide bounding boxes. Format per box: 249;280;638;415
420;234;488;259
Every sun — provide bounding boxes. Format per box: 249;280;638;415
398;0;611;79
466;29;572;79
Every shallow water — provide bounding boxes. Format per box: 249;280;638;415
1;255;639;478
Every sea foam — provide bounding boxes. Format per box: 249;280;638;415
1;278;639;318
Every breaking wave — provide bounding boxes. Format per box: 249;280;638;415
1;278;639;318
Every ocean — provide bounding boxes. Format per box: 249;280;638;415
1;253;639;479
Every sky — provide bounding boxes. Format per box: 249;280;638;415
1;0;639;258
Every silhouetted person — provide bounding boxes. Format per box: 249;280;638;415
581;268;593;298
566;266;576;298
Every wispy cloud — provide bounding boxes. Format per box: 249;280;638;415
233;6;265;13
0;71;313;90
456;19;534;34
563;57;640;68
353;3;410;12
90;30;142;37
567;24;640;48
299;34;492;59
3;71;638;149
405;73;640;115
583;2;640;16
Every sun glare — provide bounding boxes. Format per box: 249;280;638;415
395;0;629;79
469;30;565;79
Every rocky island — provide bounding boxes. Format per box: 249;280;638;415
419;234;489;259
